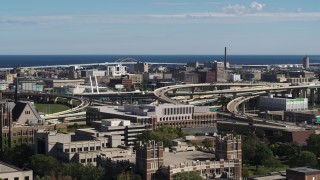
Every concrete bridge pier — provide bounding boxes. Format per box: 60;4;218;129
292;89;299;98
302;88;307;99
242;103;246;114
172;89;177;94
317;88;320;103
232;92;237;99
190;87;195;99
310;88;315;106
54;97;59;103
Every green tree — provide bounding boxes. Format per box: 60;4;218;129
117;172;142;180
62;163;105;180
25;154;61;177
292;151;318;167
202;138;213;148
0;144;33;168
242;134;273;170
306;134;320;157
262;156;281;169
137;126;186;147
172;171;203;180
270;142;299;159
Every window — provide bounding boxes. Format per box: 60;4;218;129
14;178;19;180
93;158;96;162
84;147;88;151
77;148;82;152
24;177;30;180
71;148;76;152
65;149;69;153
96;146;101;150
90;147;94;151
87;158;92;162
81;159;86;163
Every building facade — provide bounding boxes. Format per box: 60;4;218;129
259;96;308;111
86;104;217;130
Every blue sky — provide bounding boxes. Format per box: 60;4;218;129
0;0;319;55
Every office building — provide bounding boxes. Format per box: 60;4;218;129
259;96;308;111
303;56;310;69
86;104;217;130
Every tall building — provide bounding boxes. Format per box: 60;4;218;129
136;141;164;180
215;134;242;161
303;56;310;69
213;61;226;82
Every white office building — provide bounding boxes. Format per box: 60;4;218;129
106;64;128;77
228;74;241;82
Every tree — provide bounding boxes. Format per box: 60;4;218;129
117;172;142;180
242;134;273;170
270;142;299;159
136;126;186;147
25;154;61;177
62;163;105;180
292;151;318;167
0;144;34;168
172;171;203;180
262;156;281;169
306;134;320;157
202;138;213;148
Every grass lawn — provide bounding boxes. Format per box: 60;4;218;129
35;103;70;114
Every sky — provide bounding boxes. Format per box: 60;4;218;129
0;0;319;55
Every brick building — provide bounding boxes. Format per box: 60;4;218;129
287;167;320;180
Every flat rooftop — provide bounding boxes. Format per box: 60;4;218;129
288;167;320;174
89;106;151;119
163;151;214;166
0;162;20;173
250;175;285;180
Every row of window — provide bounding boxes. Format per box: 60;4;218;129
159;116;191;121
163;107;193;115
2;176;29;180
80;158;97;163
13;131;34;136
2;131;33;137
63;146;101;153
157;120;215;127
193;115;215;120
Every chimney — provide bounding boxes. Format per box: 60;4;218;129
224;47;227;69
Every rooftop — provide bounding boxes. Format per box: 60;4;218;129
0;161;29;173
89;106;151;119
163;150;214;166
287;167;320;175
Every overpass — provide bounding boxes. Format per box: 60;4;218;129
154;83;320;104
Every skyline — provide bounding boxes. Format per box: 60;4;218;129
1;0;320;55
